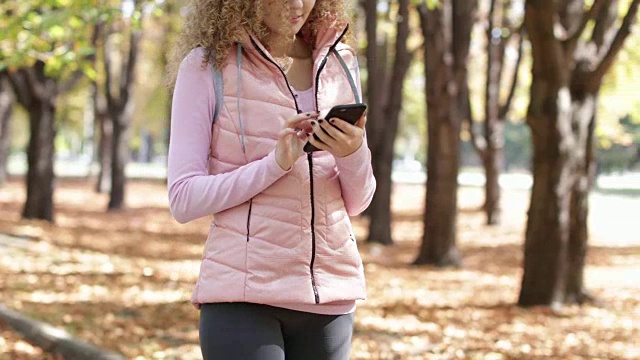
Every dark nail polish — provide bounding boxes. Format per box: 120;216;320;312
311;121;317;126
318;119;324;124
329;118;335;123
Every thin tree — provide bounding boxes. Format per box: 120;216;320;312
466;0;524;225
2;4;101;221
94;76;112;193
413;0;478;266
91;21;112;194
519;0;639;307
364;0;415;245
159;0;180;158
102;0;144;210
0;71;14;186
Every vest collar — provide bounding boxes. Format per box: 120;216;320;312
241;22;350;66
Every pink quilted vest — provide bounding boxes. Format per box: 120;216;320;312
191;24;370;307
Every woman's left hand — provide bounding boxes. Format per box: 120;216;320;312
307;114;367;158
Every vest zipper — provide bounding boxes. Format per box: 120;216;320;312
308;153;320;303
249;27;349;304
246;199;253;242
307;26;350;304
250;37;324;301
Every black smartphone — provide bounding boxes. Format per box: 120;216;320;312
304;103;368;153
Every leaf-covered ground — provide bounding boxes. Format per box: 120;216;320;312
0;178;638;359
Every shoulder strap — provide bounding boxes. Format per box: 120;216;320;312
211;62;224;124
332;49;361;104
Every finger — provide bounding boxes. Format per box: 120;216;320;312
328;118;360;137
287;112;320;129
311;120;338;146
279;127;297;140
307;133;330;151
319;119;348;143
355;113;367;129
296;130;308;140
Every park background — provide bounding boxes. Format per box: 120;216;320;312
0;0;639;359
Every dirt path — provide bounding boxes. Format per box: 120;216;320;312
0;179;638;359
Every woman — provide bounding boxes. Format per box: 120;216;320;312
166;0;375;359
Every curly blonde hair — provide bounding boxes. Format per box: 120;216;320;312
166;0;353;88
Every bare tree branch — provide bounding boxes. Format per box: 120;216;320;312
563;0;611;58
590;0;640;86
103;26;115;112
119;29;142;112
591;0;618;46
500;27;525;120
120;0;142;105
485;0;498;118
465;88;488;159
6;70;33;108
25;63;48;101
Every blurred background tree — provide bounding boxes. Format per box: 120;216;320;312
100;0;147;210
413;0;478;267
0;71;15;186
0;0;108;221
465;0;524;226
519;0;639;307
362;0;417;246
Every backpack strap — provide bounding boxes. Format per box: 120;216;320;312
211;62;224;124
210;45;247;156
332;49;361;104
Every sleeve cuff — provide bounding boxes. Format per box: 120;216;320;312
334;141;369;170
266;150;293;175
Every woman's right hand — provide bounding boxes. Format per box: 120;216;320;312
275;111;319;170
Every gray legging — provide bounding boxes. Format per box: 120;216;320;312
199;302;354;360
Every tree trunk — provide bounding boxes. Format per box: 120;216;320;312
82;83;95;174
361;0;390;220
363;0;383;154
23;99;57;221
414;0;477;266
366;0;412;245
467;0;523;226
482;0;509;225
417;110;463;266
107;113;130;210
518;84;572;307
566;97;597;304
161;1;176;160
96;111;112;193
519;0;639;308
7;64;59;222
518;1;573;303
94;79;111;193
103;10;142;210
165;88;173;160
0;73;14;186
630;146;640;170
483;122;505;225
